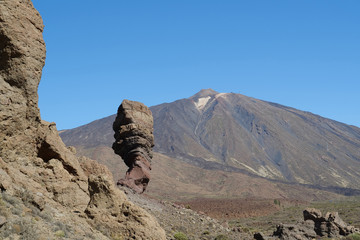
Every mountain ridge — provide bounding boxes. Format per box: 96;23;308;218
60;89;360;194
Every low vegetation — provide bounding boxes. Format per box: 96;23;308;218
174;232;188;240
0;192;82;240
230;196;360;235
214;234;229;240
345;233;360;240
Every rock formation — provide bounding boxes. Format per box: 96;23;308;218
112;100;154;193
0;0;46;162
303;208;359;237
0;0;165;239
270;208;359;240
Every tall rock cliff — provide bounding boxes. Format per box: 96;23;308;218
0;0;165;239
0;0;45;161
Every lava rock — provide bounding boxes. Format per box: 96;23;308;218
273;221;317;240
112;100;154;193
271;208;359;239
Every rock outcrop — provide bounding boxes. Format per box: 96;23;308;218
271;208;359;240
0;0;45;162
272;221;317;240
112;100;154;193
303;208;359;237
0;0;165;239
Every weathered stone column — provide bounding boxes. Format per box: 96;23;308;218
112;100;154;193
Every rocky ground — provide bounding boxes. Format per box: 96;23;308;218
176;198;305;220
117;188;360;240
120;186;253;240
121;185;360;240
231;196;360;236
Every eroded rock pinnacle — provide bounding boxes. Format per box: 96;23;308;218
112;99;154;193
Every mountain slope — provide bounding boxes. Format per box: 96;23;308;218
60;89;360;191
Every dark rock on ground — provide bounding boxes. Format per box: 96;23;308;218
253;232;267;240
273;221;316;240
112;100;154;193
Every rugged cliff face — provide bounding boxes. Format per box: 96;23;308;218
0;0;45;161
0;0;165;239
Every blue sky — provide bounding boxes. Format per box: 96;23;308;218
33;1;360;130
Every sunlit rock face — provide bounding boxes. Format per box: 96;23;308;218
0;1;166;239
0;0;46;161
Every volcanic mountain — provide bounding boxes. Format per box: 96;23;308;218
60;89;360;197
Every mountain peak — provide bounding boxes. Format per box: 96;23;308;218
60;88;360;195
191;88;219;99
189;89;220;111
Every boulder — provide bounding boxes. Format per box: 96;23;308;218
85;174;166;239
303;208;323;222
273;221;317;240
254;232;273;240
325;211;354;237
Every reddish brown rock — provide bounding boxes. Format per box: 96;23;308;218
112;100;154;193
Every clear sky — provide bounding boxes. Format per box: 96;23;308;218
33;0;360;130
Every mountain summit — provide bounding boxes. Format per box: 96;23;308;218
61;90;360;192
152;90;360;188
190;88;219;99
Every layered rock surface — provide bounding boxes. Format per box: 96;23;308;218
0;0;165;239
112;100;154;193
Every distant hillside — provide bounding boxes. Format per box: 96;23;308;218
60;89;360;196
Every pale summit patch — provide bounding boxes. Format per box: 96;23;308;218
194;96;211;110
215;93;228;99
